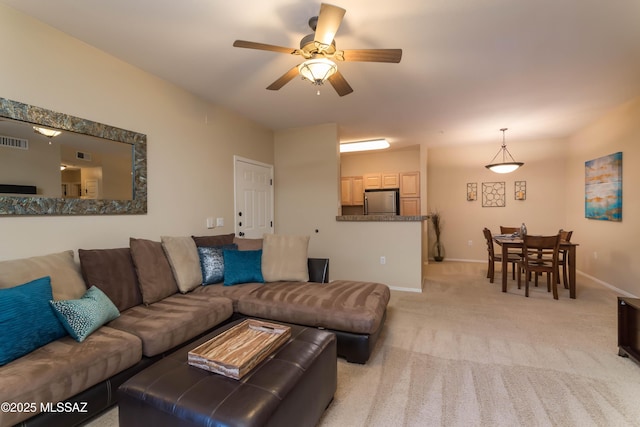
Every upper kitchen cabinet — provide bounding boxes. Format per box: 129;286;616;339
341;176;364;206
400;172;420;197
363;172;400;189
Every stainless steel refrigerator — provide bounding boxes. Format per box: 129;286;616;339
364;189;400;215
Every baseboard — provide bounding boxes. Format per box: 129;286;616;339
577;271;638;298
389;285;422;293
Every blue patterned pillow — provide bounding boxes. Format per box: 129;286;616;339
198;244;237;285
0;276;67;366
49;286;120;342
223;249;264;286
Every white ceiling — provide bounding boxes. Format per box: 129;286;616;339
3;0;640;150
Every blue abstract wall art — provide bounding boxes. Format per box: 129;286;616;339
585;152;622;221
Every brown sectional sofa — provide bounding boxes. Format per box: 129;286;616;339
0;233;390;427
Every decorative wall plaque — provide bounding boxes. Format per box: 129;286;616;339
466;182;477;201
482;182;505;207
515;181;526;200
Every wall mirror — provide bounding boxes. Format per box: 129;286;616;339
0;97;146;215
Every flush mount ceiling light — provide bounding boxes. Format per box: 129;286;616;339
33;126;62;138
340;139;390;153
485;128;524;173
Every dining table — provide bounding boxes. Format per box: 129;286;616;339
493;235;579;298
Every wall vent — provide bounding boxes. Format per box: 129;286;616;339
76;151;92;161
0;135;29;150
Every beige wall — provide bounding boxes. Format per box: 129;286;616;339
274;125;423;292
340;146;421;176
566;97;640;296
0;5;273;260
427;138;568;261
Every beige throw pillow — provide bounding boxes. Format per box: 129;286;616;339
0;250;87;300
261;234;310;282
161;236;203;293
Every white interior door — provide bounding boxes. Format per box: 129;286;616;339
234;156;273;238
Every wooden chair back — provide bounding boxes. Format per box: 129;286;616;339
483;227;495;258
559;229;573;242
519;233;562;299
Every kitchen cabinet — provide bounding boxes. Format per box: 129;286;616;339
400;198;420;216
381;172;400;188
363;173;382;190
400;172;420;197
341;176;364;206
363;172;399;189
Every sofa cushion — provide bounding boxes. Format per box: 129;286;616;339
0;326;141;427
261;234;310;282
192;282;264;311
237;280;390;335
108;293;233;357
0;276;67;366
223;249;264;286
161;236;203;293
192;233;235;247
0;250;86;301
78;248;143;312
50;286;120;342
233;236;263;251
129;238;179;305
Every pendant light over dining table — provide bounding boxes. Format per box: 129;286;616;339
485;128;524;173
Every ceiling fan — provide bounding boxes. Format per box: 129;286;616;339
233;3;402;96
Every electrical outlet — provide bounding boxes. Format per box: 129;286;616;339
216;217;224;227
380;256;386;265
206;217;214;229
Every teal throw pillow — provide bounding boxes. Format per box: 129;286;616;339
0;276;67;366
198;244;237;285
223;249;264;286
50;286;120;342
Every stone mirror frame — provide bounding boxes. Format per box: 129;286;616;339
0;97;146;215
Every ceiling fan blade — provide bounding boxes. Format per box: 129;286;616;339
328;71;353;96
314;3;346;48
266;66;300;91
340;49;403;63
233;40;298;55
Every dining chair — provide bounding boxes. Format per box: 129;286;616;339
558;229;573;289
517;233;562;299
482;228;519;283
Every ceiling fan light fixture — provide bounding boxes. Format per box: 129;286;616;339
33;126;62;138
485;128;524;173
298;58;337;85
340;139;390;153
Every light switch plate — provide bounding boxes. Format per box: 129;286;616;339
216;217;224;227
206;217;214;229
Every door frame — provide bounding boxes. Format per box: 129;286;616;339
233;155;274;237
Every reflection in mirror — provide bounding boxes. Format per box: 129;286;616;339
0;97;146;215
0;118;133;200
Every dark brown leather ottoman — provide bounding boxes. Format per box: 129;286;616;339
118;319;337;427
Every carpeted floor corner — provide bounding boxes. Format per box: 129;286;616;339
86;262;640;426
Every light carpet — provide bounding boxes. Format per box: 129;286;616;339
85;262;640;427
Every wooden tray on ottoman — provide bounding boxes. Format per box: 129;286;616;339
188;319;291;379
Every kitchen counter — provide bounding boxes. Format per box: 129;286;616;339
336;215;429;222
